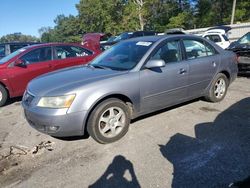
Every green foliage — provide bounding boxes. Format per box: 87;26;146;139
37;0;250;42
0;33;39;43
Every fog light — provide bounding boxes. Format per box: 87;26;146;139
47;126;59;132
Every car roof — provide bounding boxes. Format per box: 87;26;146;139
126;34;200;42
23;42;87;50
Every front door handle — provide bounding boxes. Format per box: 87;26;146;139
179;68;187;74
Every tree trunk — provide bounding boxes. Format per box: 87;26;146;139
133;0;145;31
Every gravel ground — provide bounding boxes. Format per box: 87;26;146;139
0;77;249;188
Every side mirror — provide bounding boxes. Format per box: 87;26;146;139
14;59;27;68
145;59;166;69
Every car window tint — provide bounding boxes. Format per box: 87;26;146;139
10;45;27;53
183;40;208;60
21;47;52;64
133;32;143;37
222;35;229;41
151;40;181;63
55;46;91;59
204;42;217;56
205;35;221;43
0;45;5;56
91;40;153;70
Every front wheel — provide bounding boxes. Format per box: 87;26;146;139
0;85;8;107
87;98;130;144
205;73;229;102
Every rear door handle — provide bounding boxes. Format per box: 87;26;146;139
179;68;187;74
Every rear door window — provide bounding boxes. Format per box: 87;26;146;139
183;39;217;60
55;46;92;59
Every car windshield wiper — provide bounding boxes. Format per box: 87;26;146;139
88;64;111;70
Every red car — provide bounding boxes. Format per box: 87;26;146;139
0;43;100;106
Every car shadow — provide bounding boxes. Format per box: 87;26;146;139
238;73;250;79
131;98;200;123
4;96;22;107
159;97;250;187
88;155;141;188
52;134;90;141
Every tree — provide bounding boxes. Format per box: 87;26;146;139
37;0;250;43
0;33;39;43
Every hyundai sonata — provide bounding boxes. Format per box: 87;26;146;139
22;35;238;144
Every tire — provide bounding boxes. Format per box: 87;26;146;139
0;84;8;107
87;98;130;144
205;73;229;102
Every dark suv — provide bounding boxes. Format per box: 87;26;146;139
0;42;39;59
101;31;157;50
227;32;250;74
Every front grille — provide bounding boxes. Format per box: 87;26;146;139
23;91;35;106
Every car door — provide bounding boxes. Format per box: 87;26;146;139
7;47;52;96
52;45;93;70
140;39;189;113
182;38;219;97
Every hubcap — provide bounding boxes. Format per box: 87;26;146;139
98;107;126;138
0;91;2;102
214;78;226;99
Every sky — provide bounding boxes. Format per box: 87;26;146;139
0;0;79;38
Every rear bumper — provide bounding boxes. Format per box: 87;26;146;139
238;56;250;73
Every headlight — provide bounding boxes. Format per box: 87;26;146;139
37;94;76;108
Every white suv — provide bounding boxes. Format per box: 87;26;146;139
202;29;230;49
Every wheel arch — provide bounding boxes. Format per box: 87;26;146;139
0;81;10;97
219;70;230;82
82;93;135;136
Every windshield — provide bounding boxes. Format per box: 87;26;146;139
90;40;154;70
0;48;26;65
238;32;250;44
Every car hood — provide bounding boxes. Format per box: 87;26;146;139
28;66;128;96
227;43;250;57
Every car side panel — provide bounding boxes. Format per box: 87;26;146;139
187;55;220;97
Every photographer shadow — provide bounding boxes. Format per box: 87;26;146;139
160;98;250;188
89;155;140;188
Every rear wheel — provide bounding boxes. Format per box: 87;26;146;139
205;73;228;102
0;84;8;107
87;98;130;144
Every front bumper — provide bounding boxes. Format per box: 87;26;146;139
23;104;87;137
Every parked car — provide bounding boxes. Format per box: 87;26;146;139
0;43;99;106
227;32;250;74
203;29;230;49
22;35;238;144
0;42;39;59
101;31;157;50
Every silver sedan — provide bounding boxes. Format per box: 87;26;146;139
22;35;238;143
